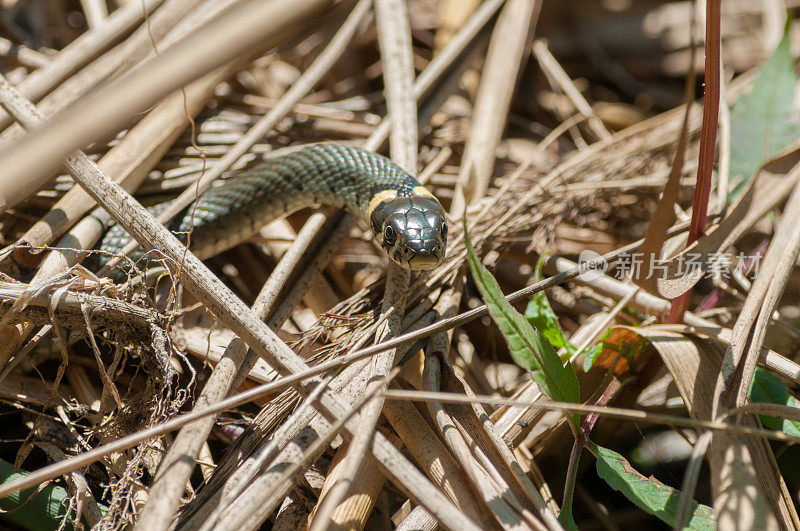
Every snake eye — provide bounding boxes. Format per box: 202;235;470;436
440;223;448;239
383;225;397;246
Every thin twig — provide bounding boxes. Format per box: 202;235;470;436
532;39;611;140
79;0;109;29
381;390;800;443
0;37;51;69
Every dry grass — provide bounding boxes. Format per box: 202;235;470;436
0;1;799;529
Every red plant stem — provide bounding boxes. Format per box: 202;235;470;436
581;378;622;439
668;0;721;323
689;2;721;242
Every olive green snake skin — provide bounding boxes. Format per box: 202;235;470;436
93;144;448;275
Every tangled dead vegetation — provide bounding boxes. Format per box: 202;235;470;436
1;1;800;530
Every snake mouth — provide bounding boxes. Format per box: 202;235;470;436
396;239;444;270
406;252;442;270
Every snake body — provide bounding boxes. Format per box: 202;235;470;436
94;144;447;274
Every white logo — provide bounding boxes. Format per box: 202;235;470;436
577;250;608;282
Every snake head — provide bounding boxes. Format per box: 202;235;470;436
371;196;447;270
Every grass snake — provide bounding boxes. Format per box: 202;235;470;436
93;144;448;276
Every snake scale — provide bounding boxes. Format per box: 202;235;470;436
93;144;448;275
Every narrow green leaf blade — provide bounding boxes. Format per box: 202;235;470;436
592;443;715;530
463;219;580;406
730;25;800;198
525;255;574;360
524;296;571;354
749;367;800;437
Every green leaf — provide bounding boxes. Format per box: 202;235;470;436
580;328;621;371
0;458;106;530
730;24;800;198
749;367;800;437
582;343;604;371
525;255;575;361
463;219;580;413
592;443;715;530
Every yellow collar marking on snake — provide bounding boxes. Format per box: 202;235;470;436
412;185;436;199
368;189;399;218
